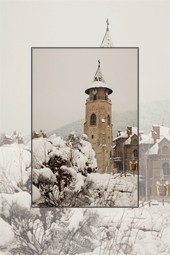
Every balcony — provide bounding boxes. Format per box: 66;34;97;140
86;96;111;103
113;157;122;162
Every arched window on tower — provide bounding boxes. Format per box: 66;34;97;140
163;162;169;176
107;115;110;126
90;113;96;125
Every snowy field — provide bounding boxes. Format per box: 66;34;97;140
31;133;137;207
0;140;170;254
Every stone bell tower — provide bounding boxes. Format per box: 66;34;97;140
84;60;113;174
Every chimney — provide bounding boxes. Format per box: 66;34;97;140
152;125;160;139
33;131;39;139
127;126;132;137
152;130;157;144
18;137;24;144
42;132;47;138
139;131;144;141
118;129;121;136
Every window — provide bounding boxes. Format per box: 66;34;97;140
107;115;110;126
134;149;138;157
163;162;169;176
91;135;94;139
133;139;138;145
90;113;96;125
162;146;169;155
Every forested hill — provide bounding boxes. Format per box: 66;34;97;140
48;100;170;138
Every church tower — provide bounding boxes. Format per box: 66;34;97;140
84;60;113;174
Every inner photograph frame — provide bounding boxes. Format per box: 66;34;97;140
31;47;139;208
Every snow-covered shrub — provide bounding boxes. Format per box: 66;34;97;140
32;132;98;206
32;138;53;168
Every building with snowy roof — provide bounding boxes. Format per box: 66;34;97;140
113;126;138;173
139;124;170;201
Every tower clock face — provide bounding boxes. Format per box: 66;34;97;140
92;88;97;95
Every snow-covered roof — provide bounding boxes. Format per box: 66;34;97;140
92;80;106;87
85;60;113;95
5;134;12;139
113;131;128;141
101;19;113;47
139;133;154;145
113;127;138;142
145;135;170;155
124;136;131;145
145;142;159;155
142;125;170;146
160;126;170;136
132;127;138;135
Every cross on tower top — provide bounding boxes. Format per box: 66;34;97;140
106;18;109;31
98;59;100;68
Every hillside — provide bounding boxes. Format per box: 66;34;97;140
47;100;170;138
140;100;170;133
48;111;137;138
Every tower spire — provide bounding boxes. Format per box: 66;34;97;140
94;59;105;83
101;18;113;47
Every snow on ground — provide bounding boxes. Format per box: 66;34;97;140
1;136;170;254
0;217;15;248
0;143;31;186
81;203;170;255
0;192;31;218
87;173;137;206
68;209;84;232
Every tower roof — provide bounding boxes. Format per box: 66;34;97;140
100;19;114;47
85;60;113;95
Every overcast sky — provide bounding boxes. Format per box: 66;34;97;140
33;48;137;132
0;0;170;135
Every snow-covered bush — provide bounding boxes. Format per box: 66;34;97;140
32;132;98;206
